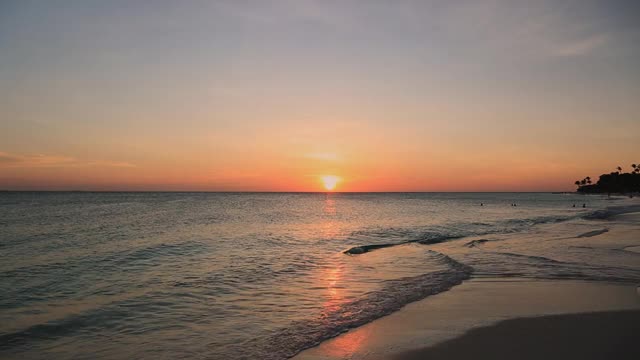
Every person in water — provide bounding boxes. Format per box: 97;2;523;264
583;203;586;208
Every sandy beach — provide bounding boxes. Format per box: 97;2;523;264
395;310;640;360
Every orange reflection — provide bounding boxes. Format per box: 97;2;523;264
320;220;339;239
320;195;340;238
322;265;345;315
320;263;369;358
323;195;336;216
323;326;370;357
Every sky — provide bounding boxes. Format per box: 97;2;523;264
1;0;639;192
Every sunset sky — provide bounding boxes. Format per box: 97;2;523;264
1;0;639;191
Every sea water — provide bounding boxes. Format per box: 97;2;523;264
1;192;639;359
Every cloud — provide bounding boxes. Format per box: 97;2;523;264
0;152;135;168
0;152;76;167
0;152;31;163
553;34;608;57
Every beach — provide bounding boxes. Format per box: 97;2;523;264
293;210;640;360
3;2;640;359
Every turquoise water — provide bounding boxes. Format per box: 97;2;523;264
1;192;637;359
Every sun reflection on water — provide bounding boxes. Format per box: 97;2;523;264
323;195;336;216
321;264;346;316
320;195;340;239
319;263;369;358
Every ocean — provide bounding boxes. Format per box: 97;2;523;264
1;192;639;359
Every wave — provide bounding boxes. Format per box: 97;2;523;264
247;251;473;360
0;307;120;351
344;243;397;254
576;228;609;238
344;202;640;257
461;250;640;284
343;235;465;254
1;251;473;360
582;204;640;220
1;240;207;311
464;239;491;248
343;213;581;256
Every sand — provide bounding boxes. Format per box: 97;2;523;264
395;310;640;360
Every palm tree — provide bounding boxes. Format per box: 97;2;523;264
616;166;622;174
586;176;591;185
580;179;587;186
575;180;581;188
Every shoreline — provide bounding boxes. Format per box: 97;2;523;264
293;208;640;360
292;279;640;360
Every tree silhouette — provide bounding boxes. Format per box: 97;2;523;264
575;164;640;194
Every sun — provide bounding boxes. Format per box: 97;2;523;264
320;175;341;191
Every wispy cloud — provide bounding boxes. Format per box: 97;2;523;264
553;34;608;57
0;152;135;168
0;152;76;167
86;160;137;168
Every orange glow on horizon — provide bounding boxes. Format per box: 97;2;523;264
0;141;630;192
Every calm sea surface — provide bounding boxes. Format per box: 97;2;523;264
1;192;639;359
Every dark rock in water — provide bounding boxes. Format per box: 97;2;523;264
344;243;398;255
345;247;365;255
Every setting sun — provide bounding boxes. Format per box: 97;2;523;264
320;175;341;191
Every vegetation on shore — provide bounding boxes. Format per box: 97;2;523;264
575;164;640;194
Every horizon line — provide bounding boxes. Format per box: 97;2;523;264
0;190;577;194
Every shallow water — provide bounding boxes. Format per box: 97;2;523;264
1;192;638;359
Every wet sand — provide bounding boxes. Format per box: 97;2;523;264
395;310;640;360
